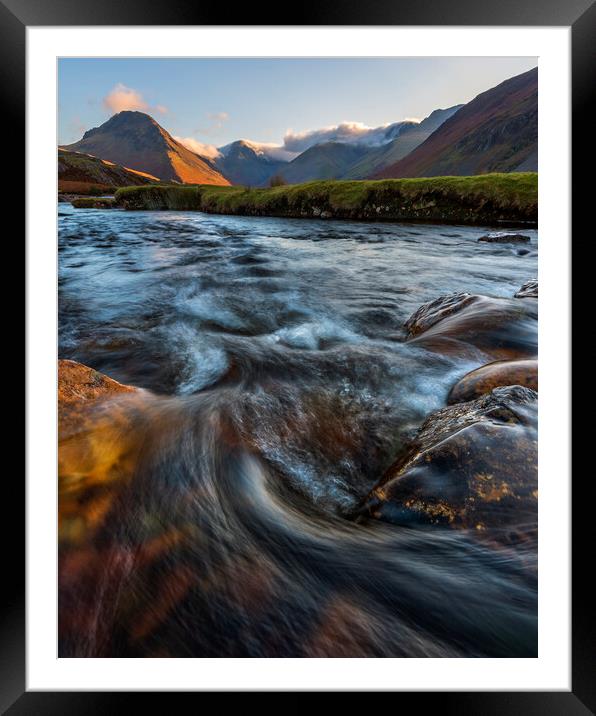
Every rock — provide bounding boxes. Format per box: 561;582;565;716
517;248;530;256
405;293;477;338
59;359;136;431
478;232;530;244
405;293;537;360
447;359;537;404
362;386;538;531
515;279;538;298
58;360;146;546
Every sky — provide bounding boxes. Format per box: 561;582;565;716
58;57;537;153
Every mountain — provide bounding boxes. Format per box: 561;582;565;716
375;68;537;179
344;107;463;179
63;111;230;185
58;148;160;193
215;140;288;186
277;142;369;184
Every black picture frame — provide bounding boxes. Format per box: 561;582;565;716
11;0;592;709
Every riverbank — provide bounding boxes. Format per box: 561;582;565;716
112;173;537;226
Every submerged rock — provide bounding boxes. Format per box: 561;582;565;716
447;359;538;404
515;279;538;298
363;386;538;532
405;293;537;360
478;232;530;244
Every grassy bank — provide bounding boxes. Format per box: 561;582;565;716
114;173;537;225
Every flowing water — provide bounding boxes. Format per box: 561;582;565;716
58;204;538;657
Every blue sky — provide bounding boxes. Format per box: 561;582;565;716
58;57;537;150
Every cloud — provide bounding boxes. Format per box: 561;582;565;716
208;111;229;123
282;119;419;153
103;83;149;114
102;84;169;116
175;136;222;160
196;111;230;136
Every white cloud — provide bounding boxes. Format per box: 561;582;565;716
102;84;169;117
103;83;149;114
208;112;229;123
195;111;230;136
175;136;222;160
282;119;419;153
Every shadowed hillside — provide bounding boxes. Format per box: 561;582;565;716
277;142;369;184
345;107;463;179
375;68;537;178
58;148;160;194
215;140;287;186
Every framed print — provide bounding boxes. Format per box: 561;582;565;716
11;0;592;708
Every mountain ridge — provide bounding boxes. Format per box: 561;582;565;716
375;67;537;178
63;111;230;185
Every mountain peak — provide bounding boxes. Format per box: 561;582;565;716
64;112;230;185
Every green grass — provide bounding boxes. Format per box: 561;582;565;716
115;173;537;224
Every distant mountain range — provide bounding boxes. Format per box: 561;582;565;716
62;111;229;185
343;107;463;179
375;67;537;178
59;68;537;190
276;142;370;184
214;140;287;186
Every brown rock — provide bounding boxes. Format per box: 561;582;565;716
405;292;476;338
363;386;538;532
405;293;537;360
447;359;538;404
58;360;145;546
59;358;136;406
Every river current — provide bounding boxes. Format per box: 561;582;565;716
58;204;538;658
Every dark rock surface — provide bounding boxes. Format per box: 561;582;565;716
363;386;538;532
405;293;537;360
478;232;531;244
515;279;538;298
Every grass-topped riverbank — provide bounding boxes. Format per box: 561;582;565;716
112;173;537;225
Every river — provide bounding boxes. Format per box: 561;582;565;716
58;204;538;657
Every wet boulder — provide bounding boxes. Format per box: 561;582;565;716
515;279;538;298
58;360;146;545
478;232;530;244
363;386;538;532
405;293;477;338
59;358;138;438
405;293;537;360
447;359;537;404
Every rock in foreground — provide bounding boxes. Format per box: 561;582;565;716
515;279;538;298
59;359;136;425
447;359;538;404
478;232;531;243
405;293;537;360
363;386;538;532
